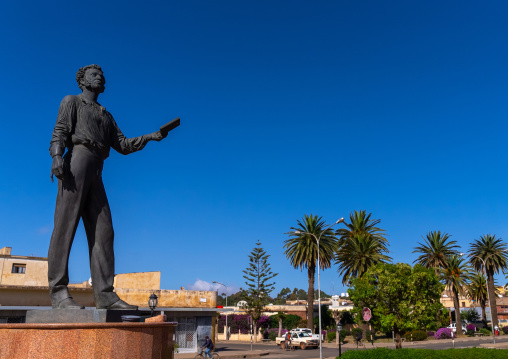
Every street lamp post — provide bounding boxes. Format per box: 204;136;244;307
213;281;228;340
337;324;342;357
461;249;508;344
294;217;345;359
148;293;158;317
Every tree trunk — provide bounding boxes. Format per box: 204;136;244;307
307;264;315;329
487;271;498;328
278;318;282;337
481;300;487;328
253;322;257;343
452;289;463;337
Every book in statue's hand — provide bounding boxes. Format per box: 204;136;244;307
160;117;180;136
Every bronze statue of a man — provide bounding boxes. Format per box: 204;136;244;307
48;64;166;310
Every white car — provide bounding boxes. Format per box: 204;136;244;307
447;323;467;334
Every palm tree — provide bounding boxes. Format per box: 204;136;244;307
335;233;391;285
440;255;472;336
284;214;337;329
467;273;489;327
469;234;508;328
413;231;459;275
335;210;390;285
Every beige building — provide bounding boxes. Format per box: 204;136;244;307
0;246;218;353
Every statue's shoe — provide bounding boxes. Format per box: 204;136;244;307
52;297;85;309
99;299;138;310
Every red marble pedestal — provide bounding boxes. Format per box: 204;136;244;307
0;321;176;359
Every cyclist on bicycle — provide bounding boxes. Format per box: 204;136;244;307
201;336;214;358
284;331;291;350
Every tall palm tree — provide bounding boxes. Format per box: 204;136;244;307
413;231;459;275
335;233;391;285
441;255;472;336
467;273;489;327
284;214;337;329
469;234;508;328
335;210;390;285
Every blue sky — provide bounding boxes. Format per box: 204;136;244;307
1;1;508;299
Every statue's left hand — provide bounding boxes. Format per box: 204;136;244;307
151;131;166;141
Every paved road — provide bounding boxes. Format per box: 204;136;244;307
213;337;508;359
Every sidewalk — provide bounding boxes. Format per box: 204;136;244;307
175;337;508;358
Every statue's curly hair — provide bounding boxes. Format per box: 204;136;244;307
76;64;105;91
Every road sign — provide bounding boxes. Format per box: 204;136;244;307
362;307;372;322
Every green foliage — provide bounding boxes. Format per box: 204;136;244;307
479;328;491;336
340;310;355;324
269;315;278;329
402;330;427;341
461;308;480;323
326;331;336;342
412;231;458;272
241;241;278;323
436;308;450;329
282;314;301;330
365;329;374;341
267;330;278;341
350;327;363;339
339;329;347;342
335;210;391;285
339;348;508;359
348;263;445;346
469;234;508;277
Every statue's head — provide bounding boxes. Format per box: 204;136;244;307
76;64;106;93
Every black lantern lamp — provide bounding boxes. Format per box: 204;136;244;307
149;293;158;317
337;324;343;357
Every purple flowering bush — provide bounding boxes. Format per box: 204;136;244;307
267;328;286;341
427;331;435;337
466;324;476;332
434;328;453;339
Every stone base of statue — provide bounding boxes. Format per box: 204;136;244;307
0;316;176;358
25;308;141;323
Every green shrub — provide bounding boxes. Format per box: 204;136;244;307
479;328;491;336
466;330;475;337
350;328;363;340
327;331;336;342
267;331;278;341
339;347;508;359
365;329;374;342
339;329;347;342
402;330;427;341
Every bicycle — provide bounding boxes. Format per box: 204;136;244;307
354;338;365;349
194;347;220;359
279;339;293;351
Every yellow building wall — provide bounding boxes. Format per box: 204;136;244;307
0;286;95;307
113;271;161;290
116;289;217;308
0;257;48;287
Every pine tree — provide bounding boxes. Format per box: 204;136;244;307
242;241;278;342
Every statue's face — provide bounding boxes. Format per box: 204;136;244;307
84;68;105;93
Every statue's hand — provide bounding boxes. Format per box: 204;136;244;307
51;155;64;180
151;131;166;142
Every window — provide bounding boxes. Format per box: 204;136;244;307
462;302;465;307
11;264;26;274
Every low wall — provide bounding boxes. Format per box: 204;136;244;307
218;329;263;341
0;321;176;359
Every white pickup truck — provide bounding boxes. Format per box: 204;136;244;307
275;329;320;350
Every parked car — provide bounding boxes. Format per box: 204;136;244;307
275;332;319;350
290;328;323;342
447;323;467;334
